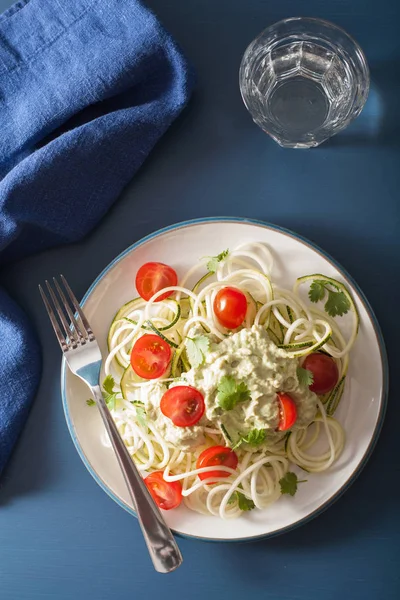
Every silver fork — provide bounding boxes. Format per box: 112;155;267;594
39;275;183;574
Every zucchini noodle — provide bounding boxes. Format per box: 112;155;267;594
101;242;358;518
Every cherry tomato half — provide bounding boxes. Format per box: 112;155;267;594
196;446;238;482
160;386;205;427
135;262;178;302
303;353;339;395
144;471;182;510
130;334;171;379
213;287;247;329
277;392;297;431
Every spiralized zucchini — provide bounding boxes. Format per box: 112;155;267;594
101;242;357;518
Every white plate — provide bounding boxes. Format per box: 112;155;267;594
61;218;388;541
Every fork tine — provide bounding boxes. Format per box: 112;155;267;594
60;274;95;341
52;278;86;342
39;285;68;351
45;280;78;346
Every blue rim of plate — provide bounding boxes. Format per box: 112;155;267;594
61;217;389;542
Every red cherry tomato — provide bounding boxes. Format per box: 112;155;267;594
303;353;339;395
213;287;247;329
196;446;238;482
135;262;178;302
277;392;297;431
144;471;182;510
130;334;171;379
160;386;205;427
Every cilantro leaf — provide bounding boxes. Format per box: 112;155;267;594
233;428;266;449
296;366;314;387
206;249;229;273
103;375;115;396
279;471;307;496
217;376;251;411
325;288;351;317
309;280;326;303
243;428;266;446
237;492;255;511
233;382;251;402
227;491;255;511
102;375;118;411
218;375;236;398
308;279;351;318
186;335;210;368
86;399;95;406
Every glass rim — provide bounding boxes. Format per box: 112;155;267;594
241;16;369;79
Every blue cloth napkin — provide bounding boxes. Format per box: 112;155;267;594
0;0;194;475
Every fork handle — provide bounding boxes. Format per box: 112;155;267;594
91;386;183;573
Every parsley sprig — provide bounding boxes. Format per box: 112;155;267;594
217;376;251;411
296;366;314;387
86;375;119;409
309;279;350;317
279;472;307;496
206;249;229;273
232;428;266;450
102;374;118;410
186;335;210;368
228;491;255;511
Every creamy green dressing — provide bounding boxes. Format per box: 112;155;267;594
143;326;317;451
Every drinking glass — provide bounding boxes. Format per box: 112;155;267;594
239;17;370;148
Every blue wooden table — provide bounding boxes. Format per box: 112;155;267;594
0;0;399;598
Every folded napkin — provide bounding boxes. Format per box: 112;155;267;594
0;0;194;475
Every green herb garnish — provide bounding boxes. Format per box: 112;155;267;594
232;428;266;450
228;491;255;511
206;249;229;273
279;471;307;496
309;280;351;317
102;374;118;411
296;366;314;387
186;335;210;368
217;376;251;411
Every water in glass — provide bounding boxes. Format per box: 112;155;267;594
239;18;370;148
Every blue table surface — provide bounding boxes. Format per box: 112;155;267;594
1;0;399;598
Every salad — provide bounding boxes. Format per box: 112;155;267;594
91;242;359;519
